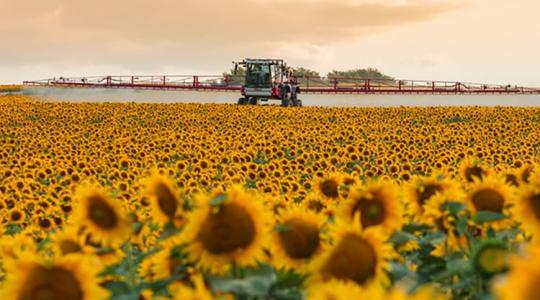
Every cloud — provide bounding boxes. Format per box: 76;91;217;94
0;0;465;75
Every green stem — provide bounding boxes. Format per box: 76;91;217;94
125;242;137;289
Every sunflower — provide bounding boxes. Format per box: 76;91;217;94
423;190;468;255
514;178;540;242
301;192;330;214
406;174;456;219
501;167;520;187
310;220;392;287
50;225;88;256
339;180;402;233
150;239;195;285
0;234;37;259
73;184;131;246
459;157;488;183
518;164;536;185
269;205;326;272
181;185;270;273
8;206;25;224
0;254;109;300
466;175;513;226
494;246;540;300
315;173;345;201
145;173;183;225
471;239;509;276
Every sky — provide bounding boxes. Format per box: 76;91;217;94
1;0;539;86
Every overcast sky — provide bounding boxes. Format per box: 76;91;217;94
1;0;539;86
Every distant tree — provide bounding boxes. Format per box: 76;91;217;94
326;68;394;80
292;67;320;78
223;66;245;77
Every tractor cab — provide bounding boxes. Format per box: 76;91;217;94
245;62;273;88
234;58;302;107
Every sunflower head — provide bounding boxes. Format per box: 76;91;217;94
1;254;109;300
407;175;456;219
145;173;182;225
73;184;131;246
514;177;540;242
148;239;195;286
472;239;509;277
315;173;345;201
51;225;87;256
466;175;513;225
494;246;540;300
270;205;326;272
459;158;488;183
340;180;402;233
311;221;392;287
518;164;537;185
182;185;270;273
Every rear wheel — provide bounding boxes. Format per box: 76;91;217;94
237;97;246;105
249;97;258;105
281;98;290;107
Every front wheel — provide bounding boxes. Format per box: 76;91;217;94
237;97;247;105
281;98;290;107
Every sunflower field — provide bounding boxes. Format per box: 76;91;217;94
1;94;540;300
0;85;22;93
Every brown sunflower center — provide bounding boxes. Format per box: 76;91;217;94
307;200;325;213
471;188;504;214
351;195;386;228
279;219;320;259
154;182;178;219
465;166;485;182
39;218;52;229
11;211;22;222
321;233;377;285
59;240;82;255
320;179;339;199
416;183;443;207
197;203;255;254
88;195;118;229
528;193;540;221
19;265;83;300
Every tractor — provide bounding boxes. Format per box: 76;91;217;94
234;58;302;107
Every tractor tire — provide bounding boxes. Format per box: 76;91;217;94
237;97;246;105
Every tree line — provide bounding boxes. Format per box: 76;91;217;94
224;66;393;80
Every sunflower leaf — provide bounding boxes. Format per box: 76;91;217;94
208;264;276;297
107;281;140;300
441;201;467;216
209;193;227;206
474;211;507;224
390;231;419;246
3;223;22;235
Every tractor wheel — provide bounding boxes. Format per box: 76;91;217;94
249;97;258;105
281;98;290;107
237;97;246;105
